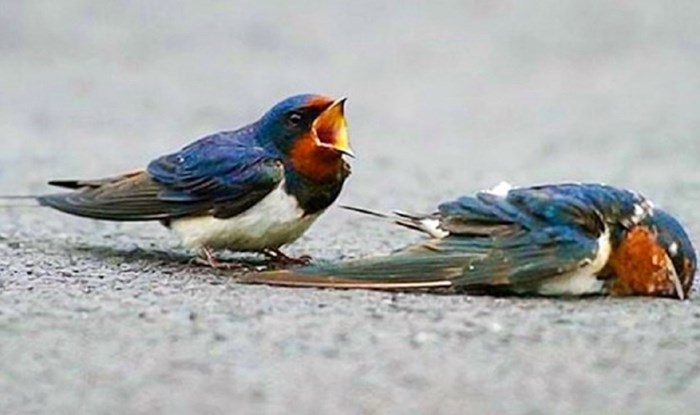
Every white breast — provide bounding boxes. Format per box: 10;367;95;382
534;229;611;296
170;181;322;252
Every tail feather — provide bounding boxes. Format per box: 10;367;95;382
0;196;41;208
0;195;40;200
339;205;392;219
48;180;87;190
340;204;448;238
241;250;473;290
35;192;172;221
240;269;453;289
10;171;204;221
0;194;41;208
47;171;146;190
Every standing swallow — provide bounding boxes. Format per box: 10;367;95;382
242;183;697;299
33;94;353;268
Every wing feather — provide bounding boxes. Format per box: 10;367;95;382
241;228;600;294
39;133;285;221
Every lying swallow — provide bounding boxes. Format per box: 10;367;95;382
241;183;697;299
30;94;354;268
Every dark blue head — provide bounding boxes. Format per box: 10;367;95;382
257;94;353;157
642;208;697;297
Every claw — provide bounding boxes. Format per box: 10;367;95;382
191;247;248;270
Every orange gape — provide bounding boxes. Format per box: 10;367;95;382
289;133;345;184
607;226;676;297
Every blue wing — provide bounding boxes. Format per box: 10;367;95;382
39;130;284;221
242;184;633;292
146;132;284;219
437;183;644;236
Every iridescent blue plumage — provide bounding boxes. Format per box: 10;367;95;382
145;93;346;217
244;183;696;299
439;183;645;233
35;94;353;267
146;128;283;218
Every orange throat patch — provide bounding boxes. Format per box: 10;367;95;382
289;134;345;183
606;226;678;298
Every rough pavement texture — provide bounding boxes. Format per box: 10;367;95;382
2;1;700;414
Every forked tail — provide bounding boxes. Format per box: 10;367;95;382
340;205;448;238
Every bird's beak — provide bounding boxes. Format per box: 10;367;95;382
312;97;355;157
665;253;686;300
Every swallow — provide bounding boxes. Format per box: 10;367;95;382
241;182;697;299
31;94;353;268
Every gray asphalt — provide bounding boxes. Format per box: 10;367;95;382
2;1;700;414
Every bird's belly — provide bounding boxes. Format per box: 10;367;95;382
532;229;612;296
170;187;322;252
533;269;606;296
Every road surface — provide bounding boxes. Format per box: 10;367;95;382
2;1;700;414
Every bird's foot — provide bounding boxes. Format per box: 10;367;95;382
263;249;312;266
192;248;248;270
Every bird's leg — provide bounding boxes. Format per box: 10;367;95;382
263;248;312;266
192;247;247;270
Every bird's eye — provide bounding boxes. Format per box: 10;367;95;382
287;112;303;126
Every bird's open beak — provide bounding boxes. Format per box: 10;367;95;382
312;98;355;157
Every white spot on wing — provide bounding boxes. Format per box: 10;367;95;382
419;218;449;239
625;198;654;226
631;203;646;224
484;181;513;197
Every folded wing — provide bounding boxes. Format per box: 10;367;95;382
243;185;612;293
38;139;284;221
